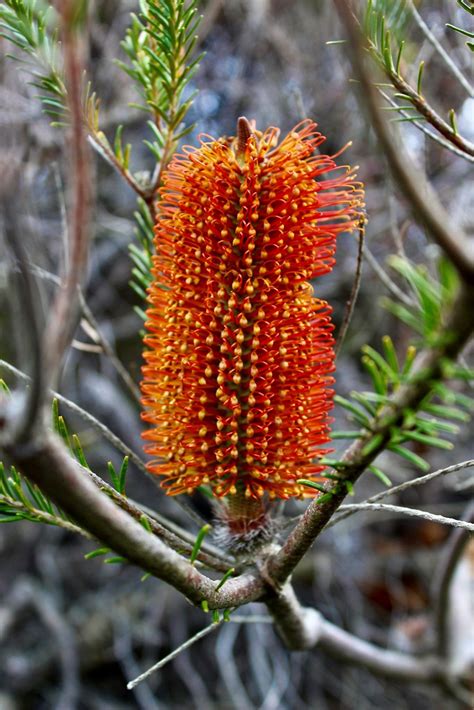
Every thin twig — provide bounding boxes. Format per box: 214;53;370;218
336;502;474;531
363;243;416;307
371;46;474;158
127;620;224;689
84;466;233;571
87;134;148;199
330;459;474;527
0;495;93;538
127;613;292;690
335;218;366;358
378;88;474;164
408;0;474;98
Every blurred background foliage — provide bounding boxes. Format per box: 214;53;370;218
0;0;473;708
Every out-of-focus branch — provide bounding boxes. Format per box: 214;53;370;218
1;188;45;444
334;0;474;283
265;282;474;586
78;296;141;403
433;501;474;658
43;3;92;392
265;585;444;681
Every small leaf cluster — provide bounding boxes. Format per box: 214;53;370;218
118;0;203;138
381;256;459;345
0;386;132;529
0;379;74;527
112;0;203;181
364;0;412;82
0;459;76;527
52;398;130;496
0;0;66;121
333;256;472;479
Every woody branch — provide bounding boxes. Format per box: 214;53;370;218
0;0;472;691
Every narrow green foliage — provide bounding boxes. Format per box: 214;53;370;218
334;252;470;477
297;479;327;494
215;567;235;591
107;457;129;495
0;460;72;527
422;402;469;423
364;0;410;77
448;109;459;135
118;0;203;157
384;256;458;343
416;60;424;96
72;434;90;469
447;1;474;51
331;430;362;440
104;556;128;565
84;546;128;566
333;395;372;428
113;124;132;171
190;523;211;565
363;0;466;130
361;433;386;457
0;0;66;119
387;443;431;471
368;465;392;486
0;378;10;394
119;1;204;305
84;547;110;560
140;513;153;532
0;399;103;529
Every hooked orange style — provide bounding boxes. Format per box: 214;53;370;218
141;118;364;501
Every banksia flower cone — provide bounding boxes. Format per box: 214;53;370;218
141;118;364;503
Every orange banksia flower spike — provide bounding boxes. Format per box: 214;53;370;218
141;118;364;518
